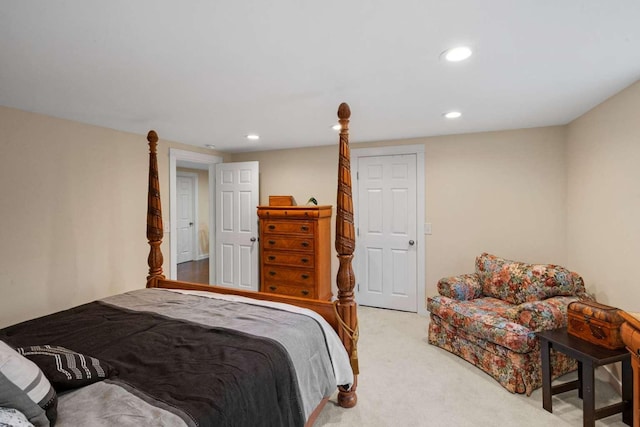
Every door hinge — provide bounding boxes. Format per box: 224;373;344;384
357;228;359;236
356;171;359;180
357;283;360;292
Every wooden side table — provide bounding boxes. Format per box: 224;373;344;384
538;328;632;427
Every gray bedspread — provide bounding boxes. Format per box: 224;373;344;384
102;289;338;419
46;288;344;426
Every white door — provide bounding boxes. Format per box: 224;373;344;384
355;154;418;312
214;161;259;290
176;174;196;264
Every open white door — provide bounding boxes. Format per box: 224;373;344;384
214;161;259;290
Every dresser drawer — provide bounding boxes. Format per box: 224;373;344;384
264;236;314;252
262;220;314;236
263;251;314;268
263;266;316;286
262;282;315;298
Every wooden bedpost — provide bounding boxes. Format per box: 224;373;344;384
146;130;165;287
335;103;358;408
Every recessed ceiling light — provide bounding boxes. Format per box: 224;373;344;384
444;111;462;119
205;144;216;149
441;46;472;62
246;134;260;141
331;124;341;131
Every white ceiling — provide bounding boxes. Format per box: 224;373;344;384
2;1;640;153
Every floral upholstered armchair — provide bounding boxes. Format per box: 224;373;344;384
427;253;592;395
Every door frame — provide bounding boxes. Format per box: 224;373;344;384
351;144;426;315
176;171;198;264
169;148;223;280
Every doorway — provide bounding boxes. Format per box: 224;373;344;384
351;145;425;314
169;149;222;282
169;149;260;291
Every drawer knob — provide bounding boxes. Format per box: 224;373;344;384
269;271;276;276
268;255;276;261
301;226;309;231
269;286;277;291
268;225;275;230
301;242;309;248
301;290;309;296
301;258;309;263
269;240;276;245
301;274;309;280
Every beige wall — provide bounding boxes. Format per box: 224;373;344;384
423;127;568;301
232;146;341;292
233;145;338;207
566;80;640;309
176;167;210;258
233;126;569;302
0;106;224;327
3;79;638;327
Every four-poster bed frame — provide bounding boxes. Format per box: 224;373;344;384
145;102;359;409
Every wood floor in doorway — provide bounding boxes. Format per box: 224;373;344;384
177;258;209;284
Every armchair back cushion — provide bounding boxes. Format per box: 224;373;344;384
476;253;581;305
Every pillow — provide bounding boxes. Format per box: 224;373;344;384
476;253;578;305
0;407;35;427
16;345;116;391
437;273;482;300
0;341;57;427
505;297;575;332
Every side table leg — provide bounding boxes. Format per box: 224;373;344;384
582;361;595;427
541;338;552;412
578;361;583;399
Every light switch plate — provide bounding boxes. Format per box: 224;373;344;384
424;223;432;235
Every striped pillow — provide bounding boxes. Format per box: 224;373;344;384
17;345;115;391
0;341;57;427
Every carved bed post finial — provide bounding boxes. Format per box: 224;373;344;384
335;102;358;408
147;130;165;287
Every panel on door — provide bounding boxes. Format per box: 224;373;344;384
356;154;417;312
214;161;259;290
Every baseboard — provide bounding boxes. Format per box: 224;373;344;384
196;254;209;261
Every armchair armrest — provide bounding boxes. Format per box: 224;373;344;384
506;296;580;332
437;273;482;300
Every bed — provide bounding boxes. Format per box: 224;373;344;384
0;103;359;427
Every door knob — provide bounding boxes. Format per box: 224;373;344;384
409;240;415;246
189;222;194;226
250;237;257;242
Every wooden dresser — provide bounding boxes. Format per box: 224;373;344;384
257;205;332;300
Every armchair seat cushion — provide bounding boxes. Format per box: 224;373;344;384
427;295;537;353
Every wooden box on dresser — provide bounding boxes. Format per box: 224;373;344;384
257;205;332;301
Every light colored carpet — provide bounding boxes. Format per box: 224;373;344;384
315;306;628;427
